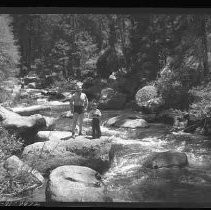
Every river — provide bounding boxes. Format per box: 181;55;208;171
25;107;211;205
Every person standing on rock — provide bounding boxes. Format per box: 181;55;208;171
89;102;102;139
63;85;88;138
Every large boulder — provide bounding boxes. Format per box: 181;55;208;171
119;119;149;129
142;151;188;169
104;113;149;128
46;165;112;202
22;136;112;175
99;88;127;110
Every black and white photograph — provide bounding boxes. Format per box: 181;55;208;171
0;6;211;207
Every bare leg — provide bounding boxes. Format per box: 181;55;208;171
78;112;84;134
72;113;79;136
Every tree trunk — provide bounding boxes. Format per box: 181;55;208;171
11;104;51;116
0;105;56;144
201;16;209;77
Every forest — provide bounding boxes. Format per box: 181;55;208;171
0;13;211;205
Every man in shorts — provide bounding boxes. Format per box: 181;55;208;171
66;85;88;138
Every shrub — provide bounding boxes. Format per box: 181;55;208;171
135;85;158;107
96;47;119;79
0;126;24;162
154;70;191;110
0;126;26;200
0;87;12;104
0;171;39;197
0;127;42;204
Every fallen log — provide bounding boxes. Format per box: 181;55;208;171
12;102;70;116
11;105;51;116
0;105;55;145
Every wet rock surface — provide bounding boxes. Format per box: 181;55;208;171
3;104;211;204
142;151;188;169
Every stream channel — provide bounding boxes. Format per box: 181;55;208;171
25;105;211;205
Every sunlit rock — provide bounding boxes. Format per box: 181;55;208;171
105;114;149;128
22;136;112;175
46;165;112;202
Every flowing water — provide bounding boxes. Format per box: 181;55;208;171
27;106;211;205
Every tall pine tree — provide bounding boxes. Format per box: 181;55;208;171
0;14;20;80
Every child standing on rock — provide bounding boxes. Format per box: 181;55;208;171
89;102;102;139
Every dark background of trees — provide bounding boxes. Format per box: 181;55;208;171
1;13;211;108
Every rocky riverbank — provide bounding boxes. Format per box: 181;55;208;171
0;89;211;205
